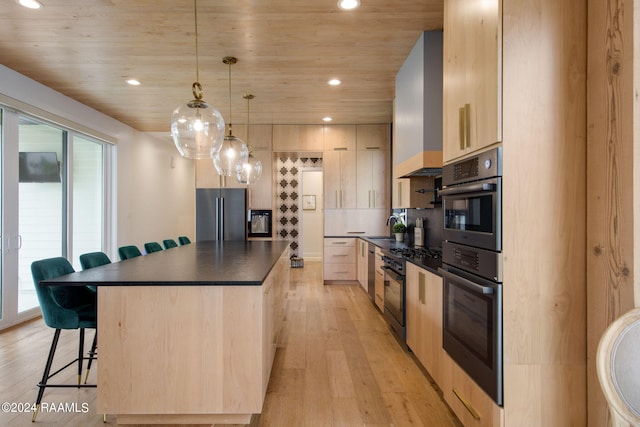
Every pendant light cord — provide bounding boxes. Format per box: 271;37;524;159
228;63;233;127
194;0;200;84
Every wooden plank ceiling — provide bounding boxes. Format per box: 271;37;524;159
0;0;443;132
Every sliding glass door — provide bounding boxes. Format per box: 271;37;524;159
0;110;109;329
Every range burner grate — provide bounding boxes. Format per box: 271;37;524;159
389;247;442;260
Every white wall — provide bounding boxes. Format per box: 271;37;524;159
301;170;323;260
0;65;195;258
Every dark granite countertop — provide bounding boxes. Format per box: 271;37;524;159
41;240;290;287
360;236;442;276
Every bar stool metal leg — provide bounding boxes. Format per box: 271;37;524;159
84;331;97;384
32;329;62;422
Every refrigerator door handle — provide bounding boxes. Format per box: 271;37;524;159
215;197;220;241
219;197;225;240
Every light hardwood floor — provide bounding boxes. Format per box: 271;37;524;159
0;261;461;426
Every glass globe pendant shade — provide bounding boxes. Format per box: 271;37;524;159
213;131;249;176
171;87;225;159
237;153;262;184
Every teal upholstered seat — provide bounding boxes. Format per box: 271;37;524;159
79;251;112;292
178;236;191;245
31;257;97;421
79;251;111;270
163;239;178;249
144;241;163;253
118;245;142;260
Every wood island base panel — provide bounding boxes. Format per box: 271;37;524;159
90;243;289;424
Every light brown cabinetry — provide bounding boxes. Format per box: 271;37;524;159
324;125;356;151
323;124;390;282
323;209;388;237
405;262;444;386
374;247;384;311
356;150;388;209
356;124;389;150
392;176;438;209
272;124;323;152
97;248;289;425
441;352;504;427
357;238;368;291
443;0;501;162
324;150;357;209
323;238;356;281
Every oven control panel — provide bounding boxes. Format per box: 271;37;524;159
443;241;502;283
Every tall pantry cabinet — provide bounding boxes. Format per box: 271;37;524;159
443;0;501;162
440;0;587;426
323;124;389;282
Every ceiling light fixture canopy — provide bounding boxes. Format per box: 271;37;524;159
170;0;225;160
237;94;262;184
213;56;249;177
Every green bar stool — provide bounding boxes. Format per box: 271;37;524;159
30;257;97;421
118;245;142;260
163;239;178;249
144;242;163;253
178;236;191;245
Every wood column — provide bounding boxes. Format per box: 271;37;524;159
502;0;587;425
586;0;637;425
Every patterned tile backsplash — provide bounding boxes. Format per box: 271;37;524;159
275;156;322;257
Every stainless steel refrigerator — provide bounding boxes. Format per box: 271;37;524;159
196;188;247;241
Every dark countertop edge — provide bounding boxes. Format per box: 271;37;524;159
41;241;290;287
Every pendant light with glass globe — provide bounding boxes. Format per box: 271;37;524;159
213;56;249;177
237;94;263;184
170;0;225;159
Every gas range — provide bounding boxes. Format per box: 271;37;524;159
388;246;442;261
380;246;442;276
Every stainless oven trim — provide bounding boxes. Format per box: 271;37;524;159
382;266;405;326
440;265;503;405
442;177;501;251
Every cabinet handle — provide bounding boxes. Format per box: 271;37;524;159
452;388;481;421
368;190;372;208
418;272;425;305
332;241;347;245
347;231;365;234
335;190;339;208
397;181;402;206
365;146;380;150
464;103;471;148
459;107;465;150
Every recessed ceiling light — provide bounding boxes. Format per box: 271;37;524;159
323;117;333;122
126;79;141;86
337;0;360;10
18;0;43;9
328;79;341;86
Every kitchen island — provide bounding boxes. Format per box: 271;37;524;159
42;240;290;425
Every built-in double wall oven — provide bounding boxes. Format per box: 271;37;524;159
439;147;503;406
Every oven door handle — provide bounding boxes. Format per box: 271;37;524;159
440;268;495;295
381;266;404;283
438;182;496;196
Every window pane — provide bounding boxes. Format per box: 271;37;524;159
72;135;104;269
18;117;64;312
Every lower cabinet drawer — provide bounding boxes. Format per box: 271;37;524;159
441;352;504;427
324;263;356;280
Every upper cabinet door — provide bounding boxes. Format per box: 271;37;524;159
443;0;502;163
